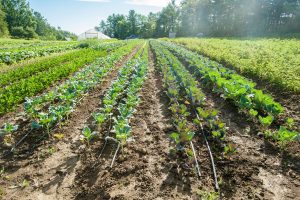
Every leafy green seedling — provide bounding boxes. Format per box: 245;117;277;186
92;112;107;126
249;108;258;118
224;143;237;157
285;118;295;129
273;126;299;147
22;179;30;188
81;127;97;146
258;115;274;127
115;121;131;145
0;123;18;137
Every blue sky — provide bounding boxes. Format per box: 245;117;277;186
28;0;177;35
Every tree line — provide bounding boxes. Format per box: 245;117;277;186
0;0;76;40
98;0;300;39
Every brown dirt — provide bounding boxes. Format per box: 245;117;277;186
0;45;140;200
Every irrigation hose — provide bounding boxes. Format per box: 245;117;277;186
195;112;219;191
199;121;220;191
10;129;33;152
190;141;201;177
110;142;120;168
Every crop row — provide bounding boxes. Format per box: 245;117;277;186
0;42;77;52
0;49;97;87
90;40;126;51
165;38;300;93
150;40;226;160
158;40;299;144
85;43;149;146
0;41;140;138
0;39;75;49
0;43;79;65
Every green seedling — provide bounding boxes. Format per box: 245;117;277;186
258;115;274;128
224;143;237;157
273;126;299;147
197;189;219;200
114;119;131;145
92;112;107;126
249;108;258;118
81;127;97;146
0;123;18;137
22;179;30;188
285;118;295;129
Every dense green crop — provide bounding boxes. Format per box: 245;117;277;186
166;38;300;93
89;42;149;145
0;49;94;87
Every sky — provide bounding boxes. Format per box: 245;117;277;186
28;0;178;35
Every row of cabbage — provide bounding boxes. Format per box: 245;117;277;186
82;43;149;148
0;39;75;50
0;42;77;52
159;40;299;145
0;41;140;141
0;43;80;65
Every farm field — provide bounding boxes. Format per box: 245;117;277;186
0;38;299;200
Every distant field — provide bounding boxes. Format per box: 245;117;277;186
166;38;300;93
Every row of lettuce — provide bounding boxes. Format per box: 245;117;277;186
165;38;300;93
0;43;79;65
0;39;77;50
0;40;141;142
0;39;116;65
156;40;299;145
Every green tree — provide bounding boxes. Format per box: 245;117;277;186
0;0;8;37
2;0;37;38
155;0;179;37
128;10;137;35
34;11;56;40
140;12;157;38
